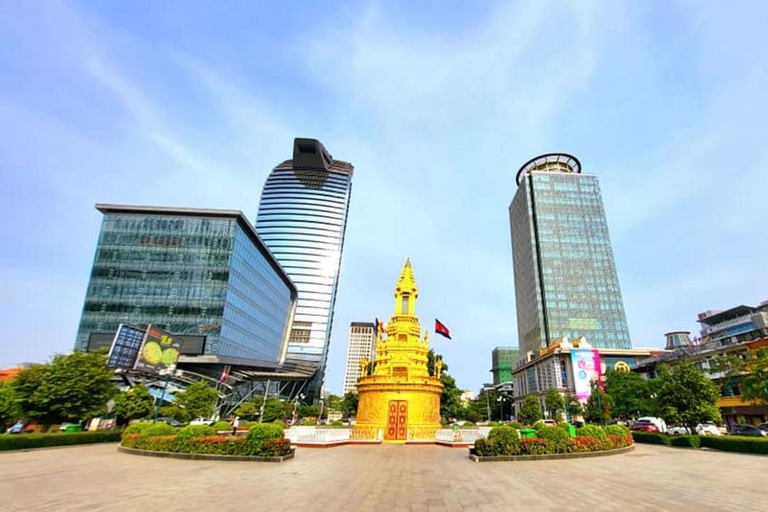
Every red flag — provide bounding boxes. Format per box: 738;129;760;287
435;319;451;340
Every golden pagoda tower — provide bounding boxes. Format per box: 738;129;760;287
352;259;443;442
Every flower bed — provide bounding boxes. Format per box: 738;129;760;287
471;424;633;461
119;422;293;460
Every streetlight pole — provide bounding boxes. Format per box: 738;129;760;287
485;391;491;422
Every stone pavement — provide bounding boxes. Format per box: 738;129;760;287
0;442;765;511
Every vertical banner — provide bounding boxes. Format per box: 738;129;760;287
571;349;602;402
134;325;182;374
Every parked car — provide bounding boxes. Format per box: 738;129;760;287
189;418;213;426
156;417;184;428
668;424;691;435
630;420;660;433
729;424;768;437
8;420;25;434
636;417;667;433
696;423;723;436
539;419;557;427
757;423;768;433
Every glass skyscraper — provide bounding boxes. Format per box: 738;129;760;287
255;138;353;400
75;205;297;366
509;153;631;355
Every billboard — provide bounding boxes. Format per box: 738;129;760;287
107;324;146;369
134;325;182;374
571;349;602;402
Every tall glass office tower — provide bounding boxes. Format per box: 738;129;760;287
509;153;631;355
255;138;353;400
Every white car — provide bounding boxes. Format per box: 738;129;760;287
189;418;212;426
696;423;722;436
668;425;691;435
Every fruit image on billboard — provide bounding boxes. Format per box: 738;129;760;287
134;325;182;374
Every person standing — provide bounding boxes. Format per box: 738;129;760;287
231;416;240;436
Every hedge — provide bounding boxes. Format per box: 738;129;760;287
474;426;633;456
577;425;606;440
0;431;123;451
630;432;671;445
669;435;701;448
699;435;768;455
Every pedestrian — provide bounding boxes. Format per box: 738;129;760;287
231;416;240;436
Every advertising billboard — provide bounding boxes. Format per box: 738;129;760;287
134;325;182;374
107;324;146;369
571;349;602;402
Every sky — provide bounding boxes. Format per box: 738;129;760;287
1;1;768;395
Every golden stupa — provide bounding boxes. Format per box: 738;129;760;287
352;259;444;442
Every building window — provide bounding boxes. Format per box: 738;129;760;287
401;294;409;315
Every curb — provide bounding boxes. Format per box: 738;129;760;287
468;444;635;462
117;445;294;462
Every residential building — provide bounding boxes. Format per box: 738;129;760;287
491;346;519;385
509;153;632;355
255;138;354;400
74;204;297;368
512;337;660;418
634;300;768;428
342;322;377;395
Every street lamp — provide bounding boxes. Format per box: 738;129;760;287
497;396;505;422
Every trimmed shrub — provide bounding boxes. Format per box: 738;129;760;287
176;425;215;440
260;438;292;456
247;422;284;445
509;421;523;430
123;422;152;435
699;435;768;455
190;436;246;455
487;426;520;455
577;425;606;440
0;431;122;451
569;436;603;453
605;424;630;436
669;435;701;448
474;438;500;457
212;421;232;432
140;423;176;437
519;437;551;455
536;426;570;453
604;434;633;450
631;432;671;445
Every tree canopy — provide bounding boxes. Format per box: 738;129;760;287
0;381;20;428
12;352;116;423
174;381;218;419
584;381;613;425
716;347;768;406
604;370;656;420
518;394;543;425
544;389;565;421
113;384;153;424
340;392;359;419
655;362;721;430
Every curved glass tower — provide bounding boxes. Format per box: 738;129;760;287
510;153;631;355
256;138;353;400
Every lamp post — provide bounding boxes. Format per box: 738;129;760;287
497;396;505;422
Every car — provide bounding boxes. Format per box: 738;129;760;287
729;424;767;437
636;417;667;433
758;423;768;433
539;419;557;427
630;420;660;433
668;424;691;436
7;420;25;434
156;417;184;428
696;423;723;436
189;418;213;426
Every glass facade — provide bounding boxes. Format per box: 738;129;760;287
510;157;632;355
75;207;296;365
255;139;354;399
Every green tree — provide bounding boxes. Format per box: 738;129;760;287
655;362;721;432
585;382;613;425
565;394;584;420
544;389;565;421
340;392;359;419
427;349;465;420
174;381;218;419
159;404;190;422
13;352;116;423
261;398;285;422
234;398;263;419
716;347;768;406
518;394;543;425
0;381;20;429
298;404;320;418
468;388;499;421
113;384;153;424
604;370;655;420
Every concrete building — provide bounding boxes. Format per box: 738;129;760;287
634;300;768;428
75;204;297;368
342;322;377;395
491;346;519;385
509;153;632;355
512;337;660;418
255;138;354;400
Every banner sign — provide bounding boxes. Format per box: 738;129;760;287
107;324;146;370
571;349;602;402
134;325;182;374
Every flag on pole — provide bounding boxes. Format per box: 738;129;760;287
435;319;452;340
375;318;387;335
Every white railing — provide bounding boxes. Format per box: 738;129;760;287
284;427;352;443
435;427;491;443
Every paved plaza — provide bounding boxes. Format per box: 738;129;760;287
1;443;766;511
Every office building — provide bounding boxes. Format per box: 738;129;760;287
75;205;297;367
491;346;519;385
342;322;377;395
509;153;632;355
255;138;354;400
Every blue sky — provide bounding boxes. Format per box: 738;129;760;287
2;1;767;395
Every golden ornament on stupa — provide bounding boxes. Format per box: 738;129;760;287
352;259;443;442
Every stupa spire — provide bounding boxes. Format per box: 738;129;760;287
394;258;418;317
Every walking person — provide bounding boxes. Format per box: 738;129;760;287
231;416;240;436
